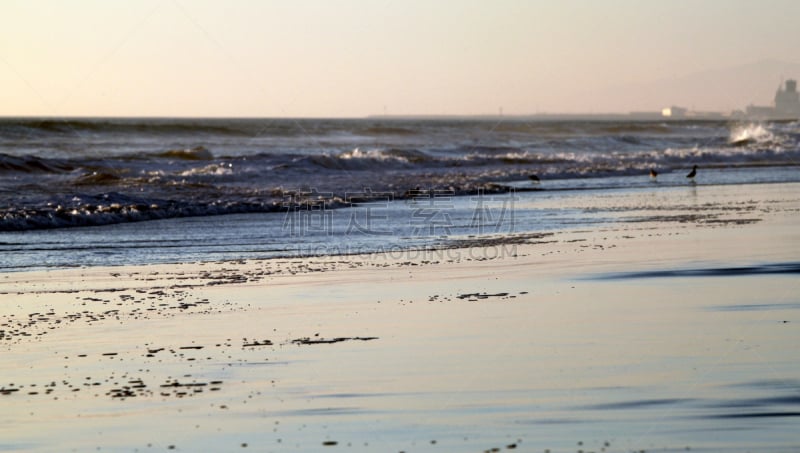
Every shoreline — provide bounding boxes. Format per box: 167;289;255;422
4;179;799;274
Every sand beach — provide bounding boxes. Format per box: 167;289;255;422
2;181;798;452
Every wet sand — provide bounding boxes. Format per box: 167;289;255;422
1;182;799;452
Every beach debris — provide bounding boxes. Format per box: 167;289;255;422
242;339;273;347
290;336;378;345
456;292;510;300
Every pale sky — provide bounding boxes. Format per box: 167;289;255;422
1;0;799;117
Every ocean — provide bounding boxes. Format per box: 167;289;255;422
1;117;799;271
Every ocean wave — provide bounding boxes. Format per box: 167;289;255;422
0;153;75;174
0;194;276;232
658;144;798;165
0;118;252;137
245;140;800;176
340;148;431;163
73;171;124;186
729;123;780;146
464;150;580;165
291;148;432;171
178;163;234;177
155;146;214;160
0;190;361;232
295;147;602;171
294;154;372;171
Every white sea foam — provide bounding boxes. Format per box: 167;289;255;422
338;148;375;160
178;163;234;177
729;123;777;145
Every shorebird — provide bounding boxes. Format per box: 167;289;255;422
649;168;658;179
528;174;540;183
686;165;697;179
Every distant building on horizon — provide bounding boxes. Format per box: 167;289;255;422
655;79;800;121
661;106;688;118
775;79;800;116
745;79;800;119
658;105;725;120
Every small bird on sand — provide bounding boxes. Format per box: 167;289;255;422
649;168;658;179
686;165;697;179
528;174;540;183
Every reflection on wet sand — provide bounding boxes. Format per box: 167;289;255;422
0;182;798;452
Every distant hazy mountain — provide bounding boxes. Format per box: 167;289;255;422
592;59;800;113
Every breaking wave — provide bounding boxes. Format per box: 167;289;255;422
0;195;282;232
178;163;234;177
729;124;779;146
291;148;433;170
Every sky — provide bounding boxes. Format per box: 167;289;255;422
1;0;799;117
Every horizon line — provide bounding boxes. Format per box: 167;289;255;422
0;111;754;122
